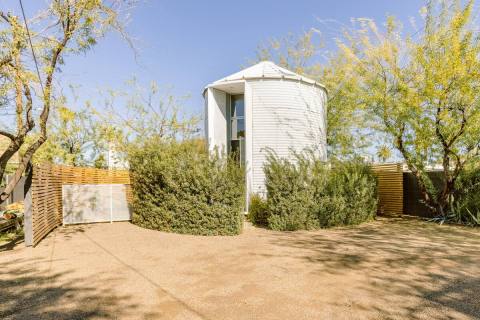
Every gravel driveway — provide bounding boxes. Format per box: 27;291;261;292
1;217;479;319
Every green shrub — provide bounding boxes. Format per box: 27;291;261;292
261;152;377;231
247;194;269;226
128;139;245;235
452;166;480;226
322;161;378;226
263;153;322;230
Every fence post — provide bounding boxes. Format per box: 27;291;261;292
5;175;10;205
110;183;113;223
23;165;34;246
24;184;33;247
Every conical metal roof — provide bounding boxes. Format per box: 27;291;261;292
206;61;325;90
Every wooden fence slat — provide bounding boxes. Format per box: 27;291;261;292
371;163;404;215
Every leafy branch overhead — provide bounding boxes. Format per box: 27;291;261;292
30;103;109;167
0;0;134;202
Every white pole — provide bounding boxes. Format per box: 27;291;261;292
110;183;113;224
108;145;113;224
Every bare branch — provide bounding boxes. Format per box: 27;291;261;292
0;130;15;140
0;11;12;24
23;81;34;131
0;55;11;67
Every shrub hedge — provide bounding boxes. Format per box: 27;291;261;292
249;152;378;231
129;139;245;235
247;194;269;227
453;166;480;226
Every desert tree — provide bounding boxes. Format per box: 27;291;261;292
0;0;133;202
95;78;200;162
340;0;480;216
30;104;108;167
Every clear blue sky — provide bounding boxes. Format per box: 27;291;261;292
5;0;426;119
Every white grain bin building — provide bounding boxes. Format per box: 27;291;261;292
203;61;327;203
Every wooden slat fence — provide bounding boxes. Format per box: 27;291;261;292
25;164;130;247
26;164;62;246
57;165;130;185
371;163;403;215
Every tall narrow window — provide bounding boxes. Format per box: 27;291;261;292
229;95;245;165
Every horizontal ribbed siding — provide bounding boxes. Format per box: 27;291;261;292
250;79;327;194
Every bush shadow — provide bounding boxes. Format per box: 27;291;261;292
257;217;480;319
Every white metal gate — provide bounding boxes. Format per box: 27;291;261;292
62;184;131;225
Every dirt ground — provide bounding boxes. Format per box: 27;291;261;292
0;217;479;320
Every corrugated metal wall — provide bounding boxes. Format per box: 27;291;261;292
250;79;327;194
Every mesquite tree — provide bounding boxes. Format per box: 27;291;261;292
0;0;132;202
341;0;480;216
31;105;109;167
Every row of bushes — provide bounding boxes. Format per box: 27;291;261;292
248;153;378;231
129;139;378;235
129;139;245;235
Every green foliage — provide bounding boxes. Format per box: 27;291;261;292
254;152;377;231
323;161;379;226
29;79;200;169
339;0;480;215
376;145;392;163
255;1;480;219
247;194;269;227
0;228;23;244
96;78;200;164
451;166;480;226
30;105;108;167
0;1;132;201
262;153;324;231
129;139;245;236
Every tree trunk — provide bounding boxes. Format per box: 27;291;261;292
0;136;46;203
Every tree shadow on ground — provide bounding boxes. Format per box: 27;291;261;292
0;257;143;320
257;217;480;319
58;224;88;240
